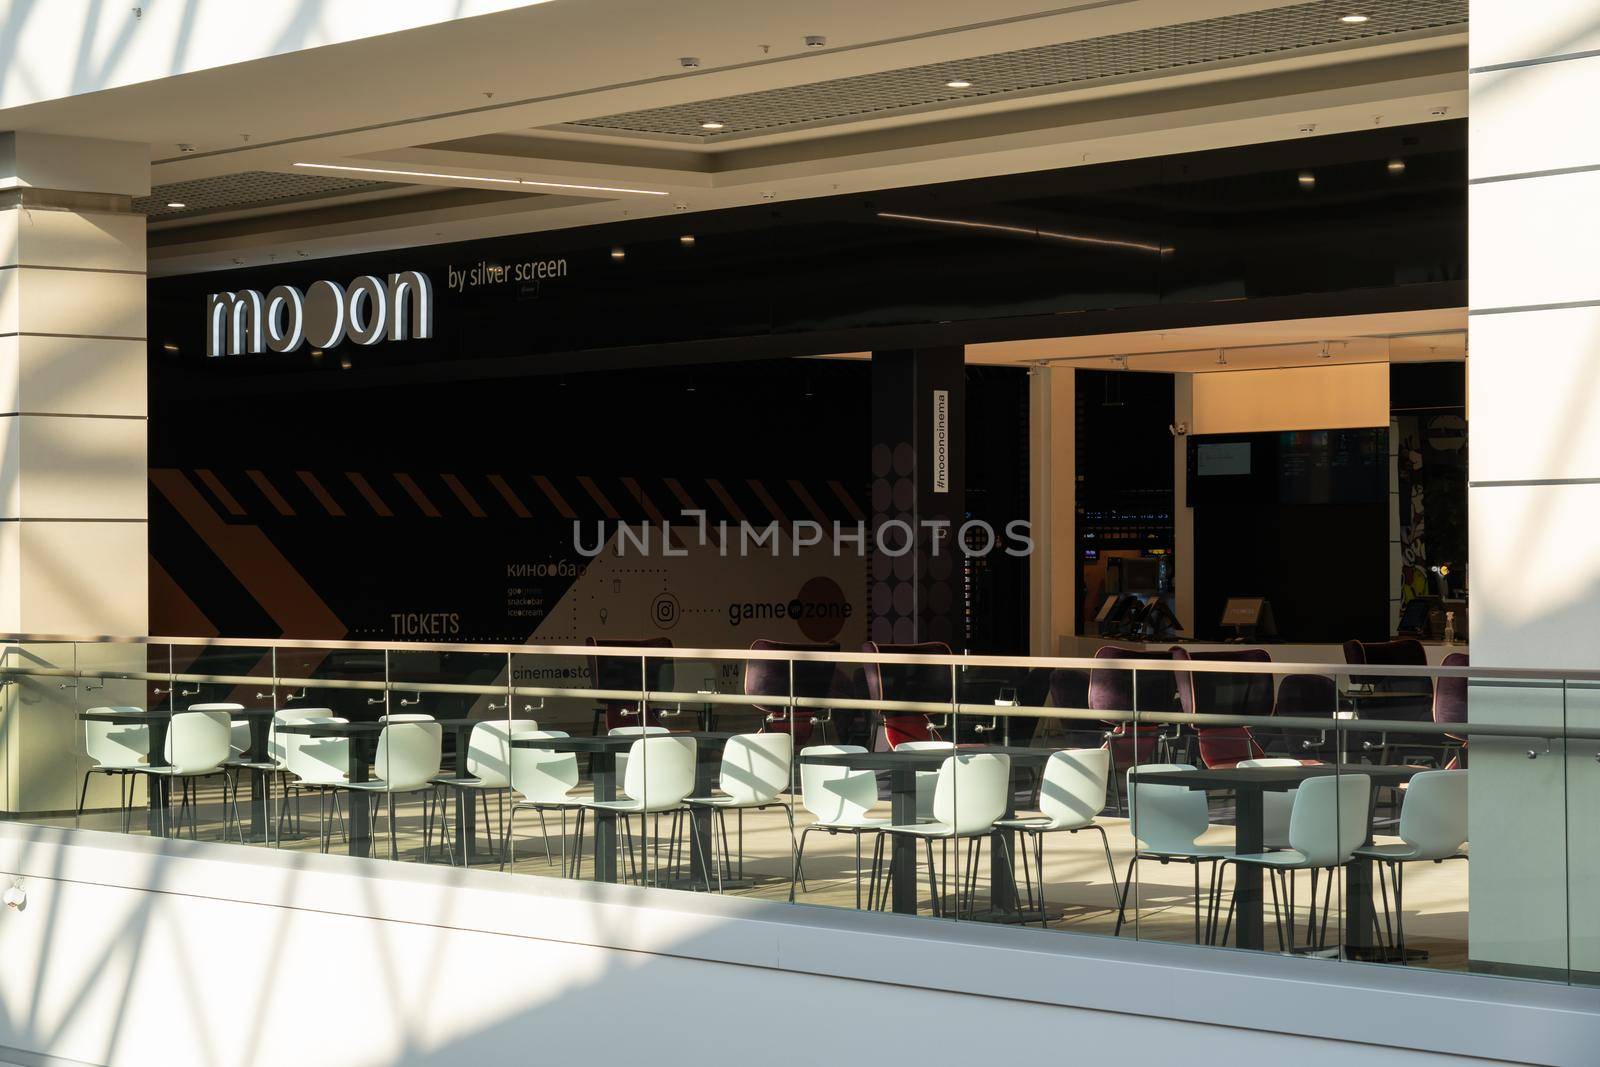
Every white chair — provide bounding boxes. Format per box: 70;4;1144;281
330;721;444;861
504;731;581;872
1218;773;1373;952
190;703;253;839
241;708;338;843
1238;757;1307;850
280;715;351;852
78;707;149;831
995;748;1120;924
575;735;696;885
378;712;436;722
610;725;671;799
793;745;892;907
431;718;543;865
1114;763;1235;943
873;753;1011;918
895;739;954;820
685;733;796;891
1353;769;1467;956
134;709;237;839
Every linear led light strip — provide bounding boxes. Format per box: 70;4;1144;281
293;162;669;196
876;211;1169;254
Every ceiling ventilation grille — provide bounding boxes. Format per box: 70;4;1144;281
563;0;1466;139
135;170;400;220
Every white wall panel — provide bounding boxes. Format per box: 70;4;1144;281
1469;0;1600;69
0;268;144;339
3;415;146;521
1470;55;1600;179
0;335;146;417
1470;306;1600;482
1470;170;1600;311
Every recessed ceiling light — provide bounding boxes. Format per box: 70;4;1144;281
945;78;972;89
161;342;179;353
679;235;696;247
165;201;185;209
700;120;725;130
1387;158;1406;174
1340;14;1370;24
1298;171;1316;189
291;162;669;197
610;247;626;260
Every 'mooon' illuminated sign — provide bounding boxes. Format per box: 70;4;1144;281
205;271;433;357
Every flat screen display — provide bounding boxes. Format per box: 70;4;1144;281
1196;441;1252;476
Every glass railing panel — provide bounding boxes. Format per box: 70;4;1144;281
1566;678;1599;987
386;646;509;866
158;641;277;845
8;640;103;832
502;647;595;880
789;650;892;916
265;642;386;857
1453;673;1571;983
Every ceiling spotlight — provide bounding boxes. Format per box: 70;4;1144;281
338;355;353;370
161;342;179;353
945;78;972;89
804;35;826;47
1340;13;1370;23
1298;123;1317;133
1387;158;1406;174
679;56;700;68
1429;105;1449;116
177;143;196;153
165;201;185;209
610;247;626;260
679;234;696;247
297;250;310;257
310;349;324;359
761;191;776;200
1298;171;1316;189
700;120;725;130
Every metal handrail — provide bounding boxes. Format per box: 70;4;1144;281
0;631;1557;681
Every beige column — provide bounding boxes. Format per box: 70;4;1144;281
1028;366;1075;656
1172;373;1194;638
0;133;149;813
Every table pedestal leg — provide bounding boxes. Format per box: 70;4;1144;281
591;757;618;882
347;741;372;858
890;767;918;914
1234;790;1265;950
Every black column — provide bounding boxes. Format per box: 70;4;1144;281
869;347;966;646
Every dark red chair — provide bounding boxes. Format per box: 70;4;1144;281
862;641;952;749
1171;647;1271;768
1434;651;1468;768
1090;646;1177;811
1343;638;1435;761
745;640;842;748
1271;673;1339;757
585;636;673;732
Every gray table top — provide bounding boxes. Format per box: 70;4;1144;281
1130;764;1423;791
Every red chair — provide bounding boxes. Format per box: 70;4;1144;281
1434;651;1468;768
862;641;951;749
1171;647;1272;768
585;636;673;732
745;640;842;748
1089;646;1176;811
